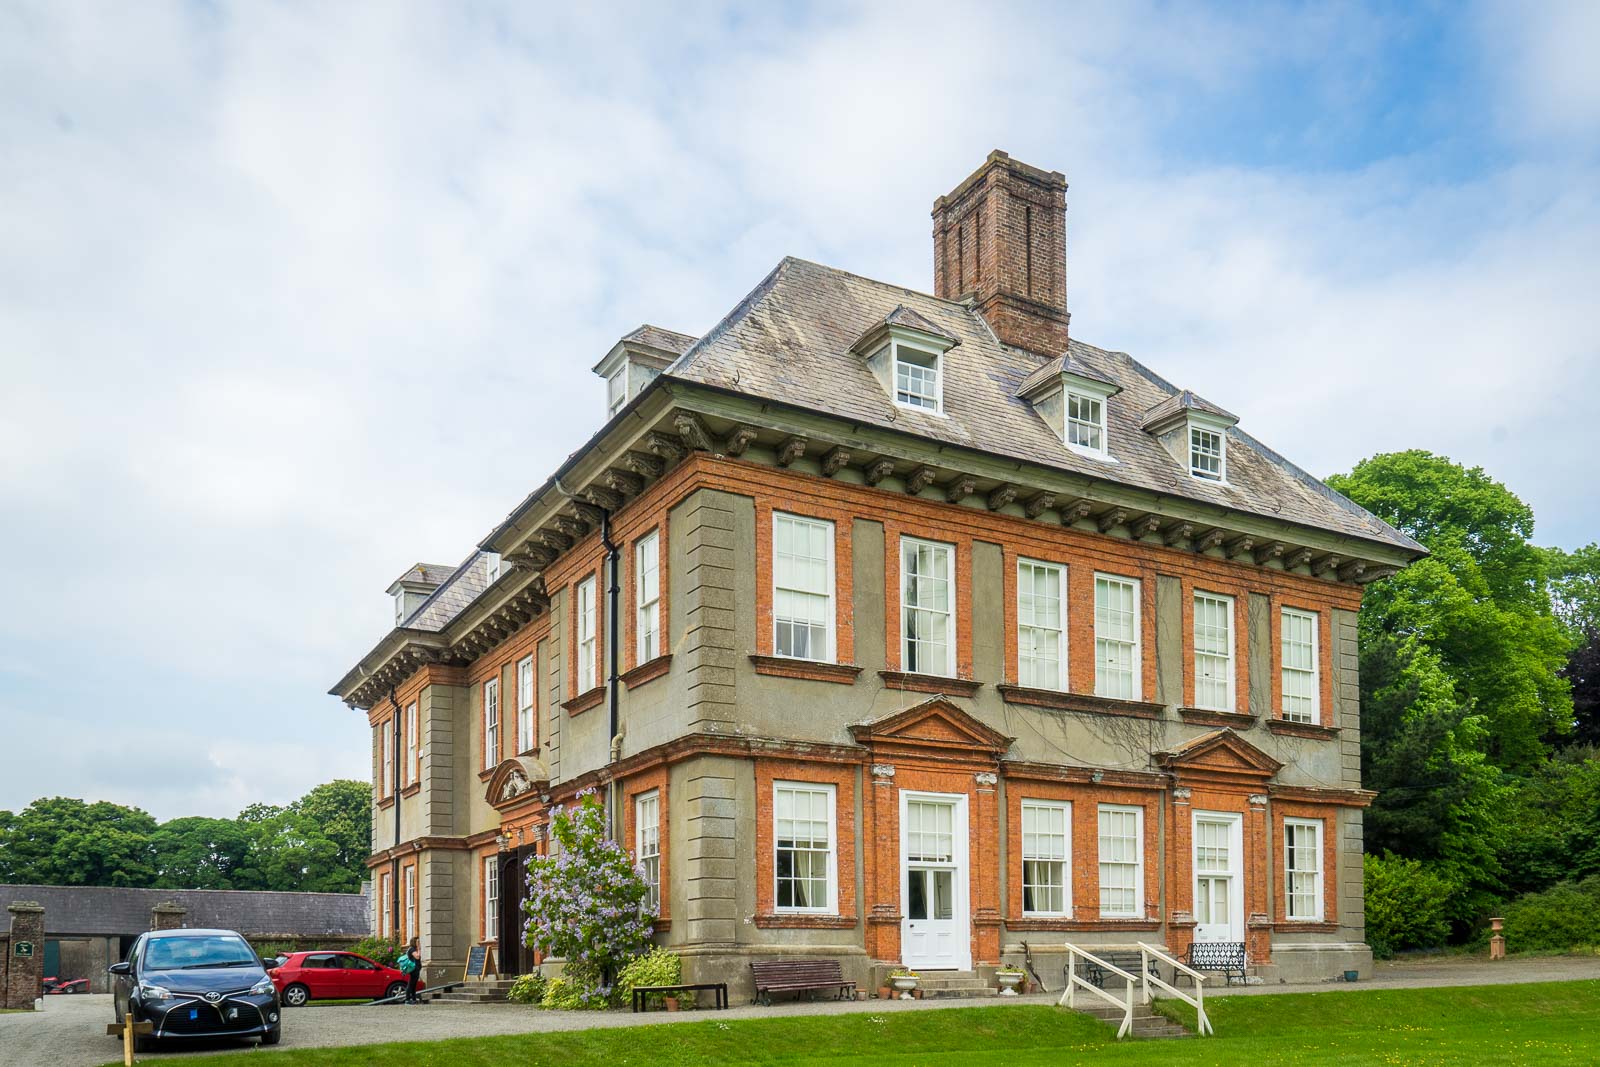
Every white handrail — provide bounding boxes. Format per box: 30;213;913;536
1058;942;1135;1039
1136;941;1213;1037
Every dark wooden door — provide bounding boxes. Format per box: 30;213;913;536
498;850;523;976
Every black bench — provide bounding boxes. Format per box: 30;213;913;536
1066;950;1161;990
1183;941;1248;984
630;982;729;1012
749;959;856;1006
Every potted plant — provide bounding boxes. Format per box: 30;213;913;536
994;965;1025;995
662;994;681;1011
889;968;920;1000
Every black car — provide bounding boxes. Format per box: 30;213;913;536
109;928;282;1052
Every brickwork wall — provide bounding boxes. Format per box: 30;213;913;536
3;903;44;1009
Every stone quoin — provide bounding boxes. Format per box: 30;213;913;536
331;150;1424;996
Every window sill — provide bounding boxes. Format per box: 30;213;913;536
878;670;982;697
1267;719;1341;741
998;685;1163;720
400;783;421;799
1178;707;1257;729
750;655;862;685
563;686;606;716
1271;919;1338;932
621;655;673;690
754;913;858;929
1007;917;1160;932
376;796;395;810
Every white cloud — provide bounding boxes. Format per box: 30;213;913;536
0;0;1595;819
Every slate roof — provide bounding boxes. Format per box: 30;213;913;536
855;305;961;349
389;562;455;589
401;551;492;632
666;257;1423;555
0;884;371;938
622;324;698;355
1142;389;1238;429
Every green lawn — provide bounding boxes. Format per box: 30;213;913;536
131;980;1599;1066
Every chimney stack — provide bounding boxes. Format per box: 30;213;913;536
932;150;1069;356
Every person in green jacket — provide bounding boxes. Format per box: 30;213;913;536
401;938;422;1004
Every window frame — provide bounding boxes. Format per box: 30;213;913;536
516;655;535;753
1281;607;1320;724
607;366;628;417
635;530;661;664
772;780;838;915
1064;390;1109;457
1192;591;1237;712
577;575;597;693
1189;424;1227;482
901;536;957;678
1283;817;1324;921
1020;799;1073;917
403;865;417;942
404;701;419;785
380;721;394;796
482;677;499;770
379;871;393;939
636;789;661;914
1017;558;1068;691
890;338;944;414
1097;803;1145;919
485;552;502;584
1093;573;1142;701
483;855;499;942
772;512;837;663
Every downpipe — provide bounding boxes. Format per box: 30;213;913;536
599;507;623;840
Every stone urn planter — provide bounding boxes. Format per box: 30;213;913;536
891;973;920;1000
995;971;1024;996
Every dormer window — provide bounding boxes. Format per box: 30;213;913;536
1016;353;1121;460
1190;425;1225;482
606;368;627;417
486;552;502;583
1066;391;1107;455
850;305;960;418
893;341;942;412
1140;390;1238;485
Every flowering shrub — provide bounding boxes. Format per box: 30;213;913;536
522;790;656;1007
618;947;682;1008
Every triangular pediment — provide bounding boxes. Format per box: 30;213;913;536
1157;729;1282;777
850;697;1013;754
485;755;551;808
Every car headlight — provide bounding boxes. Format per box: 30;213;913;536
138;983;172;1001
249;976;275;996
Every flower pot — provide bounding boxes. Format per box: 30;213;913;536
891;975;919;1000
878;985;892;1000
996;972;1024;996
664;996;681;1011
1343;970;1359;983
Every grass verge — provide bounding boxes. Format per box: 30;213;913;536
117;979;1600;1066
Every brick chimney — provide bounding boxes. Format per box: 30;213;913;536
932;150;1069;356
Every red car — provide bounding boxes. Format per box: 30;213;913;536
267;951;423;1006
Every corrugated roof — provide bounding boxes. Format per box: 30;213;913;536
667;257;1423;554
0;884;370;938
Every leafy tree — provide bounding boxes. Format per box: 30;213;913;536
150;816;260;890
1544;544;1600;637
0;797;157;887
1496;749;1600;897
284;780;371;879
1565;634;1600;748
1329;451;1575;770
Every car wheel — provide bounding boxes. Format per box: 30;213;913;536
282;983;310;1007
385;981;408;1001
260;1027;282;1046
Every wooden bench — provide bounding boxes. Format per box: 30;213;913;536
1182;941;1248;985
749;959;856;1006
1067;950;1161;991
630;982;728;1012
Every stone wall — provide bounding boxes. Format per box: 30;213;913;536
3;902;45;1009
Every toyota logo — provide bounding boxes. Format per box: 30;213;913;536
204;991;222;1003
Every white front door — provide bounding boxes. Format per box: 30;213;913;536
900;791;970;970
1193;811;1244;942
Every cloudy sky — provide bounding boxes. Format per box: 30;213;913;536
2;1;1597;821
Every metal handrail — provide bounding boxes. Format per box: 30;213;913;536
1137;942;1213;1037
1059;942;1135;1039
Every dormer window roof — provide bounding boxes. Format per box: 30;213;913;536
1016;352;1123;460
386;562;453;628
1142;390;1239;485
851;306;960;416
592;324;697;421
